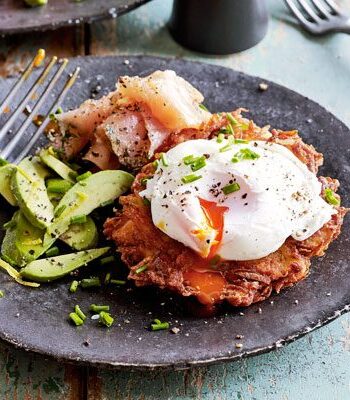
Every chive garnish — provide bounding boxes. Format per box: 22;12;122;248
153;160;159;168
199;104;209;112
216;133;225;143
219;144;232;153
54;205;67;218
226;123;234;135
0;157;9;167
191;156;206;172
100;199;114;207
70;214;87;224
183;155;196;165
100;256;115;266
234;139;249;144
324;188;340;206
151;320;169;331
140;177;149;186
3;220;16;230
110;279;126;285
80;277;101;288
232;148;260;162
45;247;59;257
90;304;110;312
226;113;239;127
104;273;111;284
0;290;4;298
69;312;84;326
75;305;87;321
69;280;79;293
160;153;169;167
222;183;241;195
99;311;114;327
135;265;148;274
181;174;202;184
76;171;92;182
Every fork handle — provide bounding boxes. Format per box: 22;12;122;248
337;19;350;34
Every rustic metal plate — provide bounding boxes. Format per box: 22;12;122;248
0;0;151;35
0;56;349;370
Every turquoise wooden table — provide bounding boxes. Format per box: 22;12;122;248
0;0;349;398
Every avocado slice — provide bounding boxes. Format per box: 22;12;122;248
40;148;77;183
1;211;45;267
20;247;110;282
11;157;54;229
45;170;134;244
0;164;17;206
60;216;98;251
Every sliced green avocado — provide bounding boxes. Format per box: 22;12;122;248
11;157;54;229
1;211;45;267
24;0;48;7
20;247;110;282
40;148;77;183
60;216;98;251
45;170;134;244
0;164;17;206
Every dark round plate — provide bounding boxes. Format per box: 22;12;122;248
0;0;151;35
0;56;349;370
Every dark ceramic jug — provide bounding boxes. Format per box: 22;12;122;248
169;0;269;55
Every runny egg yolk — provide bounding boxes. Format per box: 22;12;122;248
196;198;228;259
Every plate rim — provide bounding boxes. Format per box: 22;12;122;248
0;54;349;370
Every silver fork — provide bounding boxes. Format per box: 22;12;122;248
0;50;80;164
284;0;350;34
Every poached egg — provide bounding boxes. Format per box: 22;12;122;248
140;138;335;261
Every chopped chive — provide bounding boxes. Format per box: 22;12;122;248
69;280;79;293
234;138;249;144
181;174;202;184
151;322;169;331
153;160;159;168
226;123;234;135
75;305;87;321
227;113;240;127
216;133;225;143
80;277;101;288
90;304;110;312
76;171;92;181
222;183;241;195
99;311;114;327
47;179;73;194
70;214;87;224
104;273;111;284
232;148;260;162
45;247;59;257
324;188;340;206
69;312;84;326
231;157;239;163
0;157;9;167
191;156;206;172
140;177;149;186
100;256;115;266
54;204;67;218
153;319;161;325
3;220;16;230
135;265;148;274
160;153;169;167
110;279;126;285
49;113;57;122
100;199;114;207
143;197;151;206
199;104;209;112
219;144;232;153
0;290;4;298
183;155;196;165
56;107;63;114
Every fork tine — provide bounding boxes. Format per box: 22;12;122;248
296;0;322;22
285;0;316;28
13;67;80;164
309;0;332;18
0;49;46;115
1;59;69;160
0;56;57;143
323;0;343;14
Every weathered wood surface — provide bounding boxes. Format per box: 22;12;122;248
0;0;350;399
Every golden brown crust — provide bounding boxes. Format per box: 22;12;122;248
103;109;348;312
